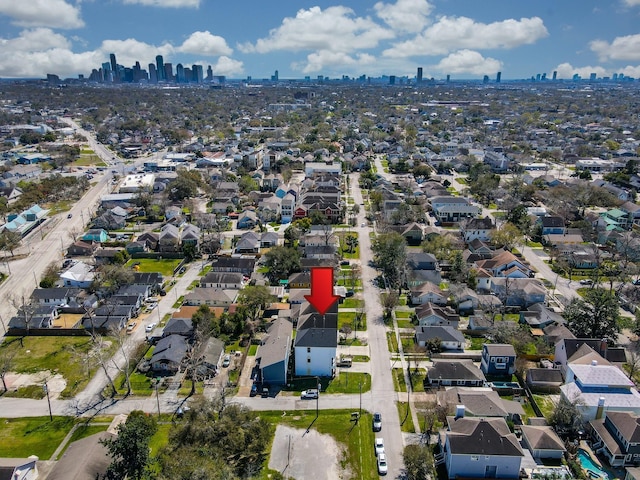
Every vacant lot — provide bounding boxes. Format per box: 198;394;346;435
126;258;182;276
0;336;117;398
0;416;76;458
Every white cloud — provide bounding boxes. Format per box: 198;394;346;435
623;0;640;6
553;63;609;79
122;0;200;7
293;51;377;74
98;38;175;67
374;0;433;33
212;56;244;76
178;31;232;56
239;6;394;54
0;29;98;77
383;15;548;57
434;50;502;75
0;0;84;29
591;34;640;61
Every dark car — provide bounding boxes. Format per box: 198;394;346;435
261;387;269;398
67;213;73;219
633;279;640;286
373;412;382;432
250;384;258;397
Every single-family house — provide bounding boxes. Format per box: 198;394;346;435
488;278;546;308
430;196;481;224
475;250;531;278
480;344;517;376
237;210;258;229
294;303;337;377
235;232;260;254
427;360;486;388
256;318;293;385
539;216;566;235
406;252;439;271
60;261;95;288
415;303;460;328
525;368;564;393
82;229;108;243
590;411;640;467
200;272;243;289
520;425;566;460
410;282;448;306
519;303;564;329
210;256;256;275
150;334;189;375
462;216;494;243
441;415;524;479
67;240;98;257
415;325;464;350
183;288;236;308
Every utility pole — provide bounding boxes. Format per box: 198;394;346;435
155;378;161;418
316;376;320;419
0;313;6;335
359;382;362;416
43;380;53;421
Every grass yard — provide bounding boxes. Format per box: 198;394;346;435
0;336;118;398
398;295;408;306
3;385;46;399
0;416;76;459
352;355;370;362
392;368;407;392
396;319;414;329
149;423;173;456
325;372;371;394
338;311;367;330
387;332;398;353
408;370;426;392
533;394;557;420
339;298;364;309
336;232;360;260
395;310;413;319
467;336;487;350
261;410;378;480
73;155;107;167
126;258;182;276
400;335;415;352
397;401;416;433
248;344;258;356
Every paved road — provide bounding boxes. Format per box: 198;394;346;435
350;172;406;478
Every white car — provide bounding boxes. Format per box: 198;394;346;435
374;437;385;456
301;389;319;399
145;322;157;333
377;453;388;475
361;222;365;227
126;322;136;334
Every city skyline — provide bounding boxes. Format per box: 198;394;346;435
1;0;640;80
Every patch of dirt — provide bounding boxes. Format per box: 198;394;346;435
269;424;350;480
4;370;67;399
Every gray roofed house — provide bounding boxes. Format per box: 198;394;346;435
427;359;486;387
294;300;338;377
46;431;115;480
151;334;189;374
415;325;464;350
520;425;566;459
443;416;524;479
525;368;564;393
295;328;337;348
256;318;293;385
162;318;193;337
437;387;509;418
183;287;236;307
200;272;244;289
210;256;256;275
31;287;81;306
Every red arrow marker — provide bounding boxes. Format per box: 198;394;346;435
305;267;340;315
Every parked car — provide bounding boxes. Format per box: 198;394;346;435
145;322;156;333
250;384;258;397
374;437;385;456
222;355;231;368
372;412;382;432
126;322;136;334
261;386;269;398
67;213;73;218
377;453;388;475
633;279;640;286
301;389;319;399
580;279;593;285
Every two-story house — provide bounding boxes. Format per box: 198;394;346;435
200;272;244;289
293;304;337;377
427;360;486;387
590;411;640;466
480;344;517;376
462;216;494;243
441;415;524;479
415;303;460;329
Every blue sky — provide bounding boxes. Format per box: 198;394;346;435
0;0;639;80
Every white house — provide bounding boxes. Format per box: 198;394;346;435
294;306;337;377
60;261;95;288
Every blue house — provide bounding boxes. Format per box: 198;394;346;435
539;216;565;235
256;318;292;385
237;210;257;229
82;229;108;243
480;344;517;376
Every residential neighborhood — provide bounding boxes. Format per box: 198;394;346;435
2;78;640;480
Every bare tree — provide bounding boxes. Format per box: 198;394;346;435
109;325;133;397
89;333;118;397
10;292;36;335
0;347;17;392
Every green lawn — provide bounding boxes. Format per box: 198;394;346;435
248;344;258;356
467;336;487;350
260;410;378;480
337;232;360;260
339;298;364;309
73;155;107;167
396;319;414;329
353;355;370;362
395;311;412;319
0;336;118;398
0;416;76;459
149;423;173;456
338;311;367;330
400;335;415;353
125;258;182;276
408;370;426;392
325;372;371;394
387;332;398;353
533;394;557;420
392;368;407;392
397;401;416;433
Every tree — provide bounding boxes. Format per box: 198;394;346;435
0;347;16;393
403;444;435;480
39;262;59;288
549;395;585;438
191;304;219;337
344;233;358;253
91;264;134;295
237;285;274;323
490;222;523;251
263;245;301;283
372;232;407;292
563;288;620;342
0;230;21;257
101;410;157;480
380;291;399;319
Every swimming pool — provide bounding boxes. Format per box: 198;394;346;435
577;449;609;480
